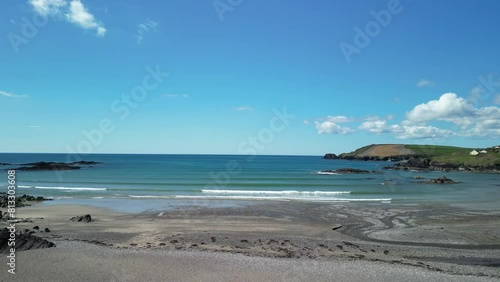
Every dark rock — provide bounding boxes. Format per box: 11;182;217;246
335;168;371;174
407;157;430;168
332;225;343;231
419;177;459;184
70;214;93;222
14;162;81;171
0;228;55;253
0;194;51;208
323;154;339;159
11;161;102;171
0;163;11;166
320;168;382;174
32;226;40;230
44;228;51;233
71;161;102;165
388;157;432;172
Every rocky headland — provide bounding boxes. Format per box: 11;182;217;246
324;144;500;173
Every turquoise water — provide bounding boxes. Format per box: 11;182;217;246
1;153;499;211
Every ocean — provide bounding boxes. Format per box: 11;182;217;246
1;153;499;212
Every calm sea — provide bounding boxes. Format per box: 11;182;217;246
1;153;499;212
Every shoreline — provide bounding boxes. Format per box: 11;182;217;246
4;240;496;282
1;201;499;280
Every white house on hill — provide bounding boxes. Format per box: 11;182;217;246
470;150;479;156
480;150;488;154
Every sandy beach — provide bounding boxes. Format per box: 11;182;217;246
1;201;500;281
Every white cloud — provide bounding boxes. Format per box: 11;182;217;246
0;90;27;98
303;120;311;125
406;93;474;123
494;94;500;105
235;106;254;112
311;93;500;139
96;26;106;37
393;125;454;139
315;120;354;135
358;119;454;139
137;19;158;44
454;106;500;137
29;0;106;37
66;0;106;36
358;120;392;134
470;86;485;97
405;93;500;137
416;79;434;88
323;115;352;123
29;0;67;16
163;94;189;98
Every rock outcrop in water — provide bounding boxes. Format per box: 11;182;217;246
319;168;383;174
10;161;102;171
418;177;459;184
323;154;339;160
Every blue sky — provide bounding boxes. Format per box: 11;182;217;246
1;0;499;155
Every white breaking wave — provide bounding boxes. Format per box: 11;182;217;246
201;190;350;195
126;194;391;203
18;185;107;191
177;195;391;202
313;171;340;175
126;190;390;202
128;195;171;199
176;195;290;201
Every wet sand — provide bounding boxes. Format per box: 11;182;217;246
1;201;500;281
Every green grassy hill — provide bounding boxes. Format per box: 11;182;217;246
404;145;473;156
404;145;500;168
336;144;500;168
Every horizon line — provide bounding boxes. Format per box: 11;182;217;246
0;152;324;157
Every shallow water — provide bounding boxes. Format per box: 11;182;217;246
1;153;499;212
